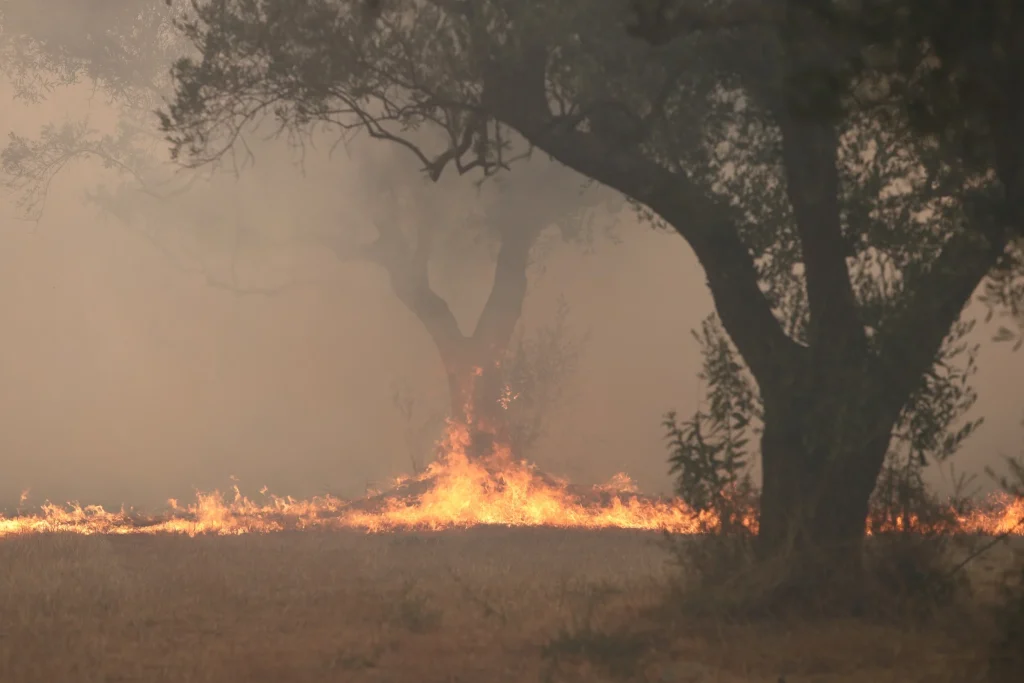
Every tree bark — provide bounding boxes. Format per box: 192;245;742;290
756;378;896;608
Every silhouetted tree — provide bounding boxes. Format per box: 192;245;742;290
311;143;608;458
156;0;1024;602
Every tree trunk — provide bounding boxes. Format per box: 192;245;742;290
481;21;1011;615
755;378;897;611
445;353;512;460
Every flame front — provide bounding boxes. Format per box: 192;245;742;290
342;421;712;533
1;420;1021;538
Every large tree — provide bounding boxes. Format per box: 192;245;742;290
157;0;1024;598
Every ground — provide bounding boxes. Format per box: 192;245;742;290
1;529;1019;683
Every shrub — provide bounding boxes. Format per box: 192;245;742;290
662;314;984;619
864;448;977;620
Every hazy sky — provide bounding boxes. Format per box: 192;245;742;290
1;72;1021;512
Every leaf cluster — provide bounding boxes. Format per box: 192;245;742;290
664;315;758;532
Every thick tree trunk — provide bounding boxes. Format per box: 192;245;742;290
755;377;897;610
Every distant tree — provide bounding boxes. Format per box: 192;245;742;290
157;0;1024;604
392;296;587;471
309;142;610;458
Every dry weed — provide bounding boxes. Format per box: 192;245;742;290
0;528;1018;683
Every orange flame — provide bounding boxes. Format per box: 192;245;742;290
341;421;711;533
0;420;1021;539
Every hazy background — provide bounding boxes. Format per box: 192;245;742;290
1;69;1021;512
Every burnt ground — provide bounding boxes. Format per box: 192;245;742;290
0;528;1020;683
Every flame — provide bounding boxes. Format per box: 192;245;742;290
0;420;1021;539
341;421;711;533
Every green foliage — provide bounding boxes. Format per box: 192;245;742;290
0;0;179;104
0;0;201;223
660;316;763;605
156;0;1023;387
664;314;758;532
1;119;169;220
667;307;982;530
665;304;985;603
893;317;984;467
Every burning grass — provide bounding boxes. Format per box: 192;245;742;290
2;420;1022;538
3;419;1023;681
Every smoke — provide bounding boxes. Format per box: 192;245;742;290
0;66;703;510
0;9;1021;512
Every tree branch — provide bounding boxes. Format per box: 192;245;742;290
471;220;542;356
778;115;866;356
481;46;804;388
877;43;1024;416
470;160;604;354
875;218;1008;419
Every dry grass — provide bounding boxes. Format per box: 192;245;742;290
0;529;1019;683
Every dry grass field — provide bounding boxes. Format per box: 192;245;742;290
1;528;1020;683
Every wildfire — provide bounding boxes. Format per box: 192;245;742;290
0;420;1021;539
